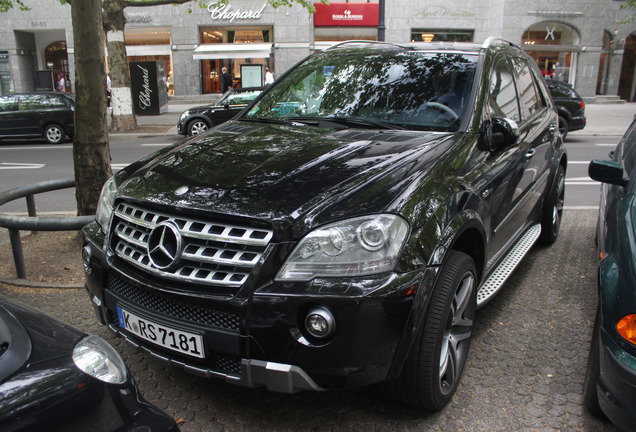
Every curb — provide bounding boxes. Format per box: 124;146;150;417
0;276;83;290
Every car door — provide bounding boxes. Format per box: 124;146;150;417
506;56;554;226
16;94;48;137
477;54;555;264
0;94;18;136
480;54;531;260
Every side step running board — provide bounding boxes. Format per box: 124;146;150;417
476;224;541;308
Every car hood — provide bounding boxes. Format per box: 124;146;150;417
117;121;455;233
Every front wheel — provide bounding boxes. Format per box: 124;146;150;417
187;119;210;136
387;250;477;410
44;124;66;144
539;165;565;245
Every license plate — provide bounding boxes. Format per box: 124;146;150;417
116;306;205;359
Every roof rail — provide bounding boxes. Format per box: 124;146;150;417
324;40;408;51
482;37;518;49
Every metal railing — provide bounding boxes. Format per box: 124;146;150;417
0;179;94;279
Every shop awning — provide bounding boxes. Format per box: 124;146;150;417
126;44;172;57
193;43;273;60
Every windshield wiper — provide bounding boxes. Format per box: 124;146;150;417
325;117;405;130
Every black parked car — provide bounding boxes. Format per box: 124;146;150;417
546;79;586;140
177;87;262;136
0;295;179;431
0;92;74;144
83;39;566;410
584;119;636;431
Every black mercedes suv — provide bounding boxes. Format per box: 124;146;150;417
82;39;566;410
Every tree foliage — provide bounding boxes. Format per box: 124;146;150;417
619;0;636;24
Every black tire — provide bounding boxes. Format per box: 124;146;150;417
387;250;477;410
558;116;569;140
583;305;605;418
539;164;565;245
44;124;66;144
187;119;210;136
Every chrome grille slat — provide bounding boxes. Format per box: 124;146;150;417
111;202;272;288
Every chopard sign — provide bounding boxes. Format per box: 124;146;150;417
136;64;153;110
208;3;267;22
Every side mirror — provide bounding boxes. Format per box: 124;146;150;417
224;103;230;110
479;117;520;151
588;160;628;187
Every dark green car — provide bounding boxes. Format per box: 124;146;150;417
586;118;636;431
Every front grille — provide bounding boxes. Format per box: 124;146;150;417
110;202;273;290
108;272;240;330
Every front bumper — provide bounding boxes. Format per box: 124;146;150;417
598;328;636;431
82;222;429;393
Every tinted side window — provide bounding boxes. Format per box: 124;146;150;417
0;95;16;111
48;95;68;108
511;58;542;121
489;57;520;123
18;94;49;110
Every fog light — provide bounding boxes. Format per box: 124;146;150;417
82;245;92;275
305;307;335;339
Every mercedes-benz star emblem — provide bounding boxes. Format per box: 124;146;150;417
147;221;183;270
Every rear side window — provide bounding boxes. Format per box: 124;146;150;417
18;94;49;110
48;95;68;108
489;57;520;123
511;58;544;121
0;95;16;111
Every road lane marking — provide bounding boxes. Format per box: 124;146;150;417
0;163;45;170
0;145;72;150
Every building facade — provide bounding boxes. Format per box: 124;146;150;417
1;0;635;100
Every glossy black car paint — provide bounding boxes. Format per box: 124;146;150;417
0;92;75;143
0;295;179;432
176;87;262;136
585;119;636;431
546;79;586;139
83;41;566;407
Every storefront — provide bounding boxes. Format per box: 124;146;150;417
194;26;273;93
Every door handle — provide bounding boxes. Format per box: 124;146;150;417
525;148;536;159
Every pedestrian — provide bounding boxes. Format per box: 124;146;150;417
106;74;112;107
57;73;65;92
265;67;274;86
220;67;232;93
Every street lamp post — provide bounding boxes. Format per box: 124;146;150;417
378;0;385;41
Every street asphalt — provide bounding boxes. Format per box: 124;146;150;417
1;102;636;431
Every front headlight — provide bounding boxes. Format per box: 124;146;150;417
72;335;128;384
179;110;190;121
95;176;117;234
276;214;409;281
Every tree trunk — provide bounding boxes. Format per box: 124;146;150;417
69;0;112;216
103;0;137;132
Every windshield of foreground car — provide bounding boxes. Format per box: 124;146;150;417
217;90;262;106
243;49;477;132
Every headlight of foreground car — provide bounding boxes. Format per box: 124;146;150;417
276;214;409;281
179;110;190;121
95;176;117;234
72;335;128;384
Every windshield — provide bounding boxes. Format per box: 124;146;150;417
218;90;261;106
243;49;477;131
